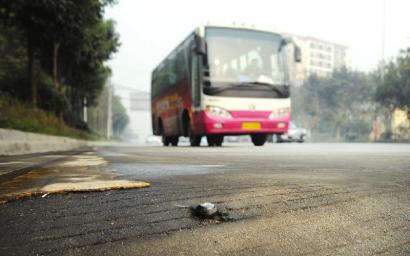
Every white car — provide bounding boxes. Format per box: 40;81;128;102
276;122;307;143
145;136;162;145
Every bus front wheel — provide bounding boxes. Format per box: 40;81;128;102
207;135;224;147
170;136;179;146
190;135;201;146
188;124;201;146
251;134;267;146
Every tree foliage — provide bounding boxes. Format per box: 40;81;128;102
0;0;121;134
293;68;375;141
375;48;410;119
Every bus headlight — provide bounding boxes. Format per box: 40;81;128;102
268;107;290;119
206;105;232;118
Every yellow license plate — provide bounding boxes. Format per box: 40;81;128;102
242;122;261;130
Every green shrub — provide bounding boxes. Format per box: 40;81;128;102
0;92;96;140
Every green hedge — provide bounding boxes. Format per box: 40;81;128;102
0;93;96;140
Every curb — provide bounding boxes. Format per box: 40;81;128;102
0;148;90;183
0;128;89;156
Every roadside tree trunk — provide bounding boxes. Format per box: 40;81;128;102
53;42;64;120
27;37;37;107
335;124;341;141
52;42;60;89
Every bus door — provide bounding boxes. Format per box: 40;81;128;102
190;53;202;133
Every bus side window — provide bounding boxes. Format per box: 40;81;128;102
191;54;200;107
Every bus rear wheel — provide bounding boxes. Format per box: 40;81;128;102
207;135;224;147
251;134;267;146
163;136;179;146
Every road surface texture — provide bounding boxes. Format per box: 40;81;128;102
0;143;409;255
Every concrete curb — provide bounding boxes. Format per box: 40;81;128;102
0;128;89;156
0;150;88;183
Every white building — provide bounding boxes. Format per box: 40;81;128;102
286;34;351;86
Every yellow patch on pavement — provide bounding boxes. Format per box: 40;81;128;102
0;154;150;204
57;155;108;167
0;180;150;204
42;180;150;192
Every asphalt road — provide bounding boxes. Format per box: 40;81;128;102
1;143;410;255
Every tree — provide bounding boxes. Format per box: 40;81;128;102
0;25;27;99
62;19;119;120
375;48;410;119
0;0;118;107
296;68;374;141
0;0;120;136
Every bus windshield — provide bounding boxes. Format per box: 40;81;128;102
205;27;287;87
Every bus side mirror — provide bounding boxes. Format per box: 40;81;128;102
195;36;206;56
294;46;302;63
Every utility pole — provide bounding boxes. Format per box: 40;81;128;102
381;0;386;79
380;0;391;133
83;97;88;123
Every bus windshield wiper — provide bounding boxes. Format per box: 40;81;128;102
239;82;285;97
206;82;287;97
205;83;254;93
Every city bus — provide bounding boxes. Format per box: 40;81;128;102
151;23;301;147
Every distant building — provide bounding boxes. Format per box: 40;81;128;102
129;90;152;144
392;108;410;140
369;116;385;141
130;90;150;112
286;34;351;86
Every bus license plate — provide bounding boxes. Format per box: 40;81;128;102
242;122;261;130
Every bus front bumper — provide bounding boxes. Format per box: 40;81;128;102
202;112;290;135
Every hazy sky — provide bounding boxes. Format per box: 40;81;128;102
105;0;410;93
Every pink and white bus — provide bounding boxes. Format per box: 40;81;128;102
151;24;301;146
